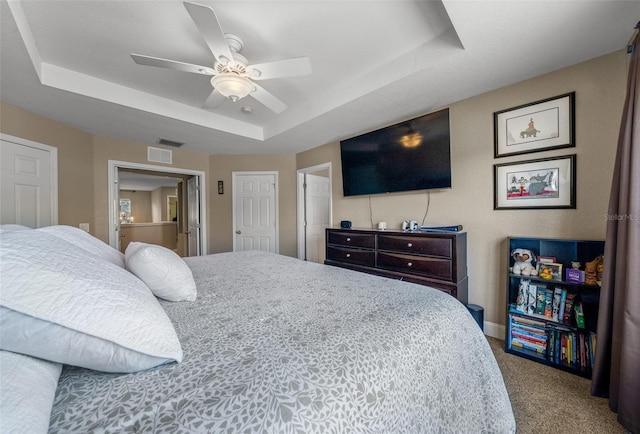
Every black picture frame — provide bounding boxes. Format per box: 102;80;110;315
494;154;576;210
494;92;575;158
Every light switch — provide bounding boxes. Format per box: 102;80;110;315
79;223;90;232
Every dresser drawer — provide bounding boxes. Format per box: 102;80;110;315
377;252;453;281
377;234;452;258
327;246;376;267
327;231;375;249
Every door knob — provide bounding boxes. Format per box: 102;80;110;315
236;230;241;234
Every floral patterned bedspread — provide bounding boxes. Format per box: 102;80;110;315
50;251;515;433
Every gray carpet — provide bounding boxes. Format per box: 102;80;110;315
487;336;623;433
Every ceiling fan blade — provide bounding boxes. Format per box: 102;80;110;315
248;57;312;80
131;54;214;75
183;1;234;65
202;89;226;109
251;83;288;114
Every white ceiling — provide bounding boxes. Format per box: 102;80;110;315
1;1;638;155
118;171;180;191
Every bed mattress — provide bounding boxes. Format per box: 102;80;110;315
49;250;515;433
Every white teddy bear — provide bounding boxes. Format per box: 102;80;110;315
511;248;538;276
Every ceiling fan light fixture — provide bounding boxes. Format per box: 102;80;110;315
211;75;253;102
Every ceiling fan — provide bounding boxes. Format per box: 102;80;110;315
131;1;312;114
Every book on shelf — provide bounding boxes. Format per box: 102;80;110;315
544;288;553;318
512;332;546;348
509;309;548;326
563;293;575;325
558;289;567;322
546;327;595;371
511;322;546;337
515;279;529;312
535;285;546;315
510;338;546;355
574;300;585;328
527;284;537;315
552;287;563;321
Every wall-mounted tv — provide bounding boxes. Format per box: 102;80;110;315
340;108;451;197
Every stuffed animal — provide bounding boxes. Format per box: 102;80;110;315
511;248;538;276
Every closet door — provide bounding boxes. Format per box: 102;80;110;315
0;135;57;227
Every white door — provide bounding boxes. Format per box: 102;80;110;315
113;166;121;251
187;175;200;256
0;135;57;227
304;173;331;263
233;172;278;253
108;161;207;255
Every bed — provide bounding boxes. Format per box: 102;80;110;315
0;225;515;433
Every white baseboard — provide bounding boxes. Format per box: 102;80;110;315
483;321;505;339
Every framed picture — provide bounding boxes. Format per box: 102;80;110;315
537;255;557;264
537;262;563;281
494;92;575;158
494;154;576;210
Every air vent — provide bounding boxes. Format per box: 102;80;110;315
147;146;172;164
157;138;184;147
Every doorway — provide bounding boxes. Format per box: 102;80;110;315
232;171;278;253
297;163;332;263
0;133;58;227
108;160;207;256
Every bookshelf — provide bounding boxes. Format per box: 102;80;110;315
505;236;605;378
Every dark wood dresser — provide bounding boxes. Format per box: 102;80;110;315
325;228;468;303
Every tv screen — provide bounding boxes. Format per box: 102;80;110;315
340;108;451;197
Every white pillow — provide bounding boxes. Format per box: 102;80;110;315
0;230;183;373
37;225;125;268
125;242;197;302
0;350;62;434
0;224;32;233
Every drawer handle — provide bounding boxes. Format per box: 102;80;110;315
407;243;413;247
346;237;351;242
346;253;351;258
407;262;413;267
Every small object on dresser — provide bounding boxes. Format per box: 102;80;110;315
340;220;352;229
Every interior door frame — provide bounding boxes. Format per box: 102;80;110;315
232;171;279;253
0;133;58;226
108;160;207;254
297;162;332;260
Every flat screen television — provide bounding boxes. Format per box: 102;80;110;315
340;108;451;197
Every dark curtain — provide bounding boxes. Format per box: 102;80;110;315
591;25;640;434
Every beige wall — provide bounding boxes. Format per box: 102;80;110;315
1;48;628;329
208;154;297;256
0;104;298;254
151;187;177;222
296;49;628;328
120;190;152;223
1;103;95;228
